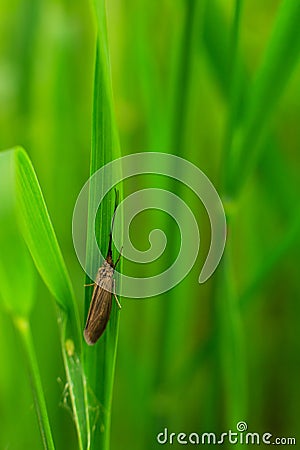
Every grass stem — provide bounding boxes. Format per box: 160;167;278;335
15;318;56;450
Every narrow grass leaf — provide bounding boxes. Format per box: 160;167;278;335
228;0;300;195
240;209;300;308
0;150;55;449
14;318;56;450
0;147;90;450
0;149;36;317
84;2;123;449
14;148;75;314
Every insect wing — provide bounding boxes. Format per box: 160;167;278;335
84;277;113;345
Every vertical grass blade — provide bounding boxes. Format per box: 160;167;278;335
218;0;247;430
221;0;244;188
227;0;300;196
14;318;56;450
84;1;122;449
0;149;55;450
216;252;247;428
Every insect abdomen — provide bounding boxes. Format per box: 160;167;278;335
84;274;114;345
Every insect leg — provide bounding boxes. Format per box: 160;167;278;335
113;279;121;309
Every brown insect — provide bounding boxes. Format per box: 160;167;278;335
84;195;122;345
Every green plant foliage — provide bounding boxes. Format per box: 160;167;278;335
84;3;123;449
0;150;35;318
0;147;89;449
0;0;300;449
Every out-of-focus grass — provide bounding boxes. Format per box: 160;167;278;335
0;0;300;449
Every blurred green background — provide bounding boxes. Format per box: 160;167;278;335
1;0;300;448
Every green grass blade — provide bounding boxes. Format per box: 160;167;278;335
0;150;55;449
0;150;36;318
84;2;122;449
168;0;206;155
0;147;90;450
15;318;56;450
216;252;247;428
203;0;236;96
157;0;206;386
14;148;75;314
240;208;300;308
227;0;300;195
220;0;244;188
203;1;300;308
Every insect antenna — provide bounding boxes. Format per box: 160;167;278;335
107;189;119;260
